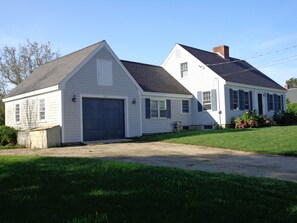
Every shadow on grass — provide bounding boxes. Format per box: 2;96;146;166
0;156;297;223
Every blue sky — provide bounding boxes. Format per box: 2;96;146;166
1;0;296;86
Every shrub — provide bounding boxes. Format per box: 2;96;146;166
273;111;297;126
0;126;17;146
287;103;297;115
233;110;273;129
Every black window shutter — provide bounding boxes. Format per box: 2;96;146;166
145;98;151;119
197;91;202;112
249;91;253;110
229;89;233;110
211;89;217;111
239;90;244;110
166;99;171;118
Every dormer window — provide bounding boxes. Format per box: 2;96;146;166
180;62;188;78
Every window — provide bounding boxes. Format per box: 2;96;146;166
151;100;167;118
268;94;273;111
244;92;249;110
151;100;158;118
276;95;281;111
97;59;113;86
180;62;188;78
182;100;190;113
203;91;211;110
233;91;238;110
39;99;46;121
15;104;20;123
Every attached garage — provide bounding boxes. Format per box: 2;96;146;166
82;98;125;141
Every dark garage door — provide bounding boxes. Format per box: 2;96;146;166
83;98;125;141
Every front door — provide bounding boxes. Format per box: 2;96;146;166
258;94;263;115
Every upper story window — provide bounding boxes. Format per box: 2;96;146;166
15;104;20;123
182;100;190;113
232;90;239;110
180;62;188;78
244;92;249;110
203;91;211;110
97;59;113;86
39;98;46;121
151;100;167;118
268;94;273;111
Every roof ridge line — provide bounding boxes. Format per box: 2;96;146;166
37;40;105;68
120;60;161;68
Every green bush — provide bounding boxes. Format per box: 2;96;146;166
287;103;297;115
0;126;17;146
233;110;273;129
273;111;297;125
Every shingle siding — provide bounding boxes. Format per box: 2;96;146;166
141;97;192;134
62;46;141;143
5;90;61;129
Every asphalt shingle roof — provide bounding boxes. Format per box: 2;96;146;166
179;44;285;90
5;41;104;98
121;60;191;95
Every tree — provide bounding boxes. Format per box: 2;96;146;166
0;40;60;124
286;77;297;88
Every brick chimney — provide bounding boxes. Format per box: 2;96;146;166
213;45;229;59
284;83;289;90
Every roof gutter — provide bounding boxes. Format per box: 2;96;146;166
2;85;60;102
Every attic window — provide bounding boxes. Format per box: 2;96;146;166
97;59;113;86
180;62;188;78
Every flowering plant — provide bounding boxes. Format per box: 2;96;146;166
233;110;273;129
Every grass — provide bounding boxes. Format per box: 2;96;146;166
0;156;297;223
136;125;297;156
0;144;21;150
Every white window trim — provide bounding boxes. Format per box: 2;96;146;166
150;99;167;119
14;103;21;124
181;99;190;114
203;91;212;111
38;98;46;122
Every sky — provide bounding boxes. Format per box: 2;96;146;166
0;0;296;86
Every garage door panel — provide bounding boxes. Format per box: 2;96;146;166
83;98;125;141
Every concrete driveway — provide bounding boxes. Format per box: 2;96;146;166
0;142;296;182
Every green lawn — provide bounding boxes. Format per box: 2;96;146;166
137;125;297;156
0;156;297;223
0;144;21;150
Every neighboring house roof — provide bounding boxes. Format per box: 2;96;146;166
287;88;297;103
121;60;191;95
5;41;104;98
179;44;285;90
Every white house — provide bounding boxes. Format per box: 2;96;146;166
3;40;286;144
162;44;286;127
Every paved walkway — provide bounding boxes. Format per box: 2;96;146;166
1;142;296;182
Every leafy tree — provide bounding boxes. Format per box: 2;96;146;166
0;40;60;124
286;77;297;88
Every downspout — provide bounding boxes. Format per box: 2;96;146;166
214;77;222;127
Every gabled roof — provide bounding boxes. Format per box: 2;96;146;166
5;41;104;98
179;44;285;90
121;60;191;95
